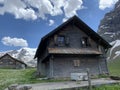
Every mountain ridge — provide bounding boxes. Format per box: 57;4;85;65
98;0;120;61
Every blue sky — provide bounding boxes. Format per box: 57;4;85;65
0;0;118;51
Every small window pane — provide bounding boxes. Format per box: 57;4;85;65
9;62;13;64
81;37;91;47
73;60;80;67
57;36;65;46
58;36;64;42
0;62;3;64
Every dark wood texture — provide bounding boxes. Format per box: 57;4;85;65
35;16;111;78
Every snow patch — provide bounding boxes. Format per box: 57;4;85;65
113;51;120;59
110;40;120;59
107;17;112;20
104;32;112;34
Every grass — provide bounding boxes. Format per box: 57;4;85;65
0;68;67;90
92;84;120;90
0;68;35;90
108;59;120;76
89;59;120;90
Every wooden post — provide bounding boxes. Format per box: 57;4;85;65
98;59;102;74
50;55;54;78
37;59;41;76
87;68;92;90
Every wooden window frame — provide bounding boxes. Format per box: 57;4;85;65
57;35;65;46
81;37;91;47
9;61;14;64
73;60;80;67
0;61;3;64
54;35;70;46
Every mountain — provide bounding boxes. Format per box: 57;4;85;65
98;0;120;60
0;47;37;67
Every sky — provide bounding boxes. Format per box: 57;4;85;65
0;0;118;52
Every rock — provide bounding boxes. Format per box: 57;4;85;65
8;84;18;90
98;0;120;42
23;85;32;90
8;85;32;90
98;0;120;60
110;76;120;80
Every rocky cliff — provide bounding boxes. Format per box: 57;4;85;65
98;0;120;60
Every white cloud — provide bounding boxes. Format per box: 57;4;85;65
0;0;4;3
49;19;54;26
0;0;37;20
50;0;65;16
99;0;118;10
15;8;37;20
1;37;28;47
0;0;84;20
64;0;83;18
26;0;54;20
62;18;68;22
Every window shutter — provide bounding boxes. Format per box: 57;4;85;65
65;36;70;46
80;38;83;47
54;35;58;46
87;38;91;47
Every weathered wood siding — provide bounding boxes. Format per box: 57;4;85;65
49;24;99;50
50;55;108;78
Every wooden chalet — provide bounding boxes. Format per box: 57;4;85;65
0;53;27;69
35;16;112;78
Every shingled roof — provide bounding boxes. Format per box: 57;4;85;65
48;48;102;55
35;15;112;58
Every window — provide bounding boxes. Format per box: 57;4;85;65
0;61;3;64
54;35;70;46
57;36;65;46
9;61;13;64
81;37;90;47
73;60;80;67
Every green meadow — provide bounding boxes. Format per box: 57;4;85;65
91;59;120;90
0;59;120;90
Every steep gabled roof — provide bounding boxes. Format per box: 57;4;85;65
35;15;112;58
0;53;27;66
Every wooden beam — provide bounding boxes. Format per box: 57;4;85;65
49;55;54;78
87;68;92;90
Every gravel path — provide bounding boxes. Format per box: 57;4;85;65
5;78;120;90
30;78;119;90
